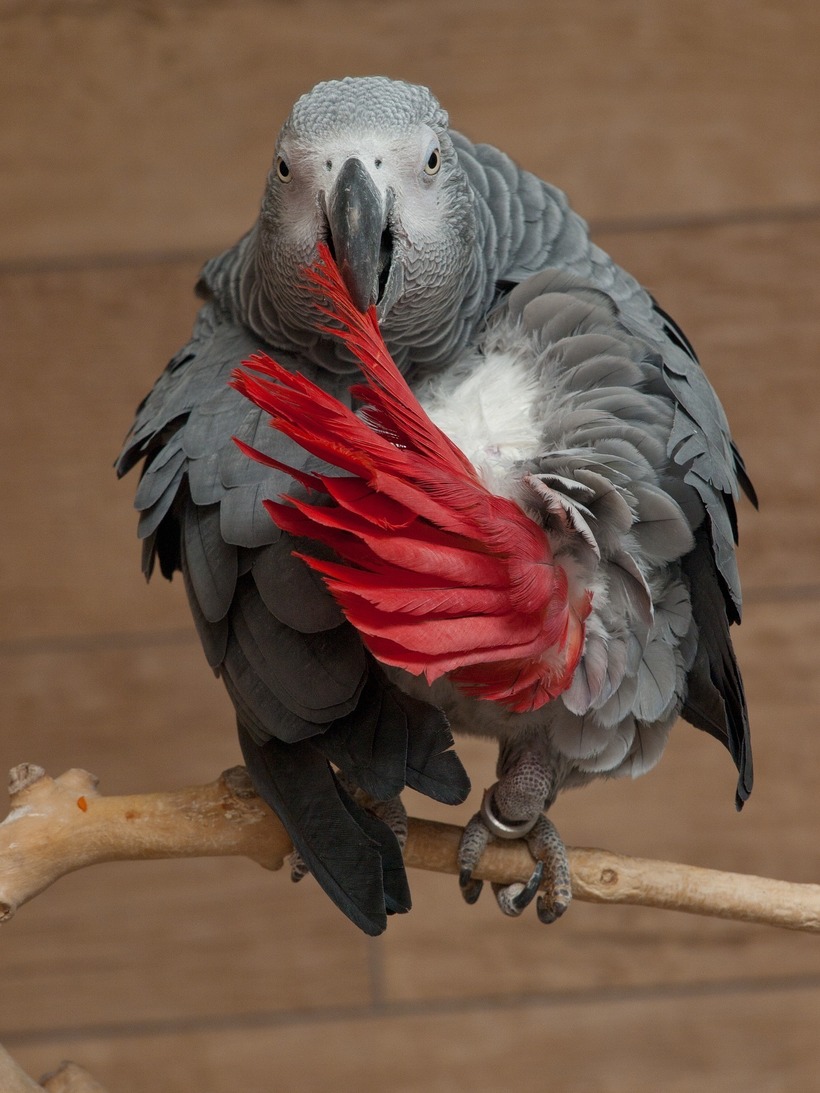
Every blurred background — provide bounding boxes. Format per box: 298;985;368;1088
1;1;819;1088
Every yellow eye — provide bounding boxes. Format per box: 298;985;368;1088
275;155;292;183
423;146;441;176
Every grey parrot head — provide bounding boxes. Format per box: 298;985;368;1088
252;77;484;371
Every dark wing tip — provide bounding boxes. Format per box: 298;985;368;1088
238;725;410;935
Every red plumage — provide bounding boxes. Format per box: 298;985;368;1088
230;245;590;712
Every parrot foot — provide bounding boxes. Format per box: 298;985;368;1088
457;777;572;923
335;772;409;851
363;792;409;850
288;778;408;885
458;811;491;904
527;813;572;924
288;848;310;884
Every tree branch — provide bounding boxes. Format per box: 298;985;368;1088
0;1043;43;1093
0;1044;109;1093
2;763;819;933
39;1061;110;1093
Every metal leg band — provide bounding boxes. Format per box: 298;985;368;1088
480;783;540;840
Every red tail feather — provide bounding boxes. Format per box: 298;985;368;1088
231;245;589;712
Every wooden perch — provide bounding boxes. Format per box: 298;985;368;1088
0;1043;42;1093
39;1061;110;1093
2;763;820;932
0;1043;109;1093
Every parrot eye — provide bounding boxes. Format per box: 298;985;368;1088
423;145;441;176
275;155;292;183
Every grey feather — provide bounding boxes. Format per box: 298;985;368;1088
136;463;187;541
575;718;635;774
181;583;229;671
182;502;237;624
595;668;639;729
630;482;695;561
222;636;318;746
228;578;365;725
634;637;679;724
618;720;674;780
133;441;187;511
607;550;655;629
218;483;282;549
250;540;342;633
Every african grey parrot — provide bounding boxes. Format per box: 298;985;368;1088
118;76;754;934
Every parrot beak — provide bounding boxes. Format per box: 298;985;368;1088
325;157;393;313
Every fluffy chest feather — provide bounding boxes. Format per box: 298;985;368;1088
414;348;544;498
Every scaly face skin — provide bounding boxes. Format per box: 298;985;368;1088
253;77;482;370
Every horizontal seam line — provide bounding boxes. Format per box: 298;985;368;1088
4;972;820;1048
0;628;197;658
0;248;212;278
0;203;818;277
590;201;820;235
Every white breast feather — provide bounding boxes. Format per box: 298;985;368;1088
416;349;543;496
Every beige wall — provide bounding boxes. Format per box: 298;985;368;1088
2;2;820;1089
3;1;818;265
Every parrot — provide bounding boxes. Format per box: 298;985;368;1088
117;76;754;935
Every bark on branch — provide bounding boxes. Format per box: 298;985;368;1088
2;763;819;933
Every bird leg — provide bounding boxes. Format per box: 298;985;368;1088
458;738;571;922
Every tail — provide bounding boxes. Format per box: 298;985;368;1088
237;725;410;936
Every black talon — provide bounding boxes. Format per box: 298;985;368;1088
536;890;570;925
288;850;309;884
510;859;545;913
459;868;484;905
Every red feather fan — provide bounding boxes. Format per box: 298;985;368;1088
231;245;590;712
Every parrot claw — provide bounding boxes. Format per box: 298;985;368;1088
493;858;545;916
288;848;310;883
458;867;484;905
530;814;572;924
457;811;491;906
456;788;572;923
493;817;571;921
536;889;571;925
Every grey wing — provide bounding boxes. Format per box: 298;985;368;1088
118;301;469;935
453;136;754;801
498;270;752;806
455;132;755;492
622;304;754;807
452;131;650;318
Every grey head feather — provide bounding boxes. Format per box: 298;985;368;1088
198;78;645;377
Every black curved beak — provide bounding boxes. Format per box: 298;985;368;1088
326;157;389;313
